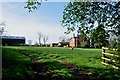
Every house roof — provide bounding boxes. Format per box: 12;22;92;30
59;42;69;44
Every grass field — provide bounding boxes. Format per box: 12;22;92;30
2;46;120;80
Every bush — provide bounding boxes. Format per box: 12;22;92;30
81;42;90;48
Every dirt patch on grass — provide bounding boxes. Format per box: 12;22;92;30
31;54;104;80
31;61;67;80
46;57;102;80
18;50;104;80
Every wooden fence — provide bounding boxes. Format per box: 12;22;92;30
102;47;120;70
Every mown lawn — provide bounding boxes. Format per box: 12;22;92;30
2;47;72;80
2;47;32;80
5;46;108;69
2;46;120;80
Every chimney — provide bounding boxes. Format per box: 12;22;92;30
73;34;75;38
77;34;80;39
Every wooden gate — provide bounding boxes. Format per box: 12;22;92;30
102;47;120;69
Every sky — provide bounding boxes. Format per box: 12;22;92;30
1;1;74;44
1;0;118;45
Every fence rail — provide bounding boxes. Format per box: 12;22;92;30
102;47;120;70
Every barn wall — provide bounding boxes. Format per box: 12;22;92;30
2;38;25;46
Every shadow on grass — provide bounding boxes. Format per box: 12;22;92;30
2;48;72;80
2;47;120;80
2;48;33;80
75;66;120;80
31;61;72;80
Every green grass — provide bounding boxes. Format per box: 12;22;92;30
2;48;33;80
3;46;120;80
6;46;106;68
2;47;72;80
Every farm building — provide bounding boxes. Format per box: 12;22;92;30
51;42;69;47
0;36;25;46
51;34;90;48
69;34;91;48
58;42;69;47
51;43;59;47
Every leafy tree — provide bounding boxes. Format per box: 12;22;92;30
89;24;109;48
109;33;119;48
109;37;117;48
62;2;120;35
61;2;119;48
25;0;47;12
24;1;120;48
77;33;90;48
78;33;86;43
24;1;119;37
61;2;89;34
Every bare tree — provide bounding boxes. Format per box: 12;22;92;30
42;35;48;45
27;40;32;46
34;41;39;46
59;36;70;42
59;36;66;42
0;22;6;36
37;32;43;46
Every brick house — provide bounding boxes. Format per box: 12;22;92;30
51;34;89;48
69;34;90;48
69;35;80;47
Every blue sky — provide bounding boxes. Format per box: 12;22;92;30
1;2;74;44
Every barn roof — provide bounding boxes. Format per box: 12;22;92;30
0;36;25;39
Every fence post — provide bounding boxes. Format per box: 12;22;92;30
102;47;105;64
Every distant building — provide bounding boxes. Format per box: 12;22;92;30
51;34;90;48
69;34;80;47
51;42;69;47
51;43;58;47
58;42;69;47
0;36;25;46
